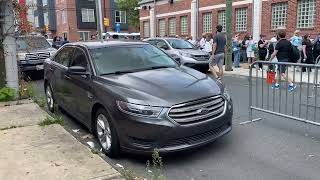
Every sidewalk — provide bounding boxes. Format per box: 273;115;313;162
223;63;320;84
0;102;123;180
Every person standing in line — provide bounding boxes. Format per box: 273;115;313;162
52;36;59;49
210;25;226;81
245;35;255;64
312;33;320;64
258;34;269;70
290;30;303;62
203;34;213;54
302;34;314;72
232;34;241;68
187;36;196;46
269;30;297;92
199;33;207;50
240;35;248;63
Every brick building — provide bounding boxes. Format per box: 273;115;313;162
139;0;320;40
55;0;135;41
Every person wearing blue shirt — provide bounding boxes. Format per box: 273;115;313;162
232;34;241;68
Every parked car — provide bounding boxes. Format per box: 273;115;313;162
16;35;57;72
144;38;211;72
44;41;233;157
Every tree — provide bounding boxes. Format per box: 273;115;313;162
117;0;140;30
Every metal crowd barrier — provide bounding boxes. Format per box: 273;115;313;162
249;61;320;126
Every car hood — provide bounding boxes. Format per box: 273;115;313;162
98;67;223;107
177;49;209;56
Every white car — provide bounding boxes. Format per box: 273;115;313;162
145;38;211;72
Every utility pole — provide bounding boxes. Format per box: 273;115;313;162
3;0;19;91
154;0;156;37
225;0;233;71
0;1;6;88
96;0;104;43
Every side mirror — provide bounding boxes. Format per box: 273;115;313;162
68;66;89;75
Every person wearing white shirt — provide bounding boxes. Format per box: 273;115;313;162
199;33;207;49
203;37;213;54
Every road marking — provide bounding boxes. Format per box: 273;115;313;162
239;118;263;125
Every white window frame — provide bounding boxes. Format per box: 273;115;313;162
235;8;247;32
143;21;150;38
158;19;166;37
180;16;188;35
271;2;288;30
115;10;127;24
79;31;90;41
81;8;95;23
218;11;226;32
168;18;176;36
203;13;212;34
297;0;316;28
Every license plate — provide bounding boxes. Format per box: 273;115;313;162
36;65;44;70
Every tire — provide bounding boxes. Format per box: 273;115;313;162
45;84;55;113
94;108;120;158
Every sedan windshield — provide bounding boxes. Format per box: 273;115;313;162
166;39;194;49
90;44;178;75
16;36;51;51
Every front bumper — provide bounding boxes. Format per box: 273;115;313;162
18;61;44;72
113;100;233;154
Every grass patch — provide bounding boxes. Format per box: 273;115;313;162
0;125;24;131
38;115;64;126
0;87;16;102
19;80;35;100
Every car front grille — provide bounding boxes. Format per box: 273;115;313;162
25;52;50;61
192;55;210;61
164;123;230;148
168;96;225;124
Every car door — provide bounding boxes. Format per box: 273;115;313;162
51;47;74;107
64;47;93;125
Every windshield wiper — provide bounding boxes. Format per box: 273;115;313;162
149;65;176;70
99;70;134;76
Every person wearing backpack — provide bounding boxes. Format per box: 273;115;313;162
302;34;314;72
269;30;297;92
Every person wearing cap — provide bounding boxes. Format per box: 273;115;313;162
210;25;227;81
290;30;303;61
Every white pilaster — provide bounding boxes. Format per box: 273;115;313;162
191;0;197;40
252;0;262;41
150;8;155;38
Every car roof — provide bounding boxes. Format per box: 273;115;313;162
145;37;183;41
66;41;149;50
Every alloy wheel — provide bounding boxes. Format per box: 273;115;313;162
96;114;112;151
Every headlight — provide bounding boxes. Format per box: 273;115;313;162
179;52;192;58
116;101;163;118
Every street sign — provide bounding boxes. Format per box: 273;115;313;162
116;23;120;33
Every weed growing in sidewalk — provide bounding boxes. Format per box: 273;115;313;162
38;115;64;126
0;125;24;131
34;96;46;108
0;87;16;102
91;148;100;154
118;149;166;180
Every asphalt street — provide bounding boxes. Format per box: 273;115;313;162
30;71;320;180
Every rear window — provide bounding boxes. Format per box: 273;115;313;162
16;36;51;51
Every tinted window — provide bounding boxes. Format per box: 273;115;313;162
71;48;89;70
54;47;74;67
90;44;177;75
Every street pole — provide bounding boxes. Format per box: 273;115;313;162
225;0;233;71
95;0;104;43
3;0;19;91
153;0;156;37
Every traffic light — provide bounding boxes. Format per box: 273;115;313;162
103;18;109;27
45;25;49;32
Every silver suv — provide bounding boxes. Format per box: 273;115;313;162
16;35;57;72
145;38;210;72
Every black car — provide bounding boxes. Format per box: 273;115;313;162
44;41;233;157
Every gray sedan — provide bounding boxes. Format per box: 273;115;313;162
44;41;233;157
